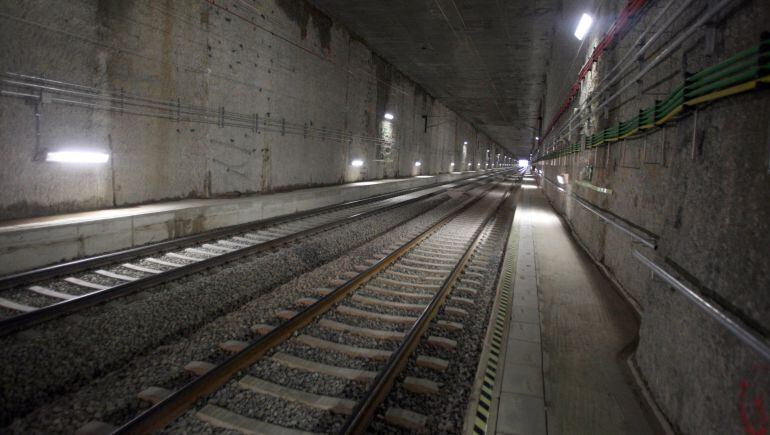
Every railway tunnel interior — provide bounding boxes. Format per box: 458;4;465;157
0;0;768;434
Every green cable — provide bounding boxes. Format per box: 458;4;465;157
686;68;760;99
687;42;764;81
687;54;767;89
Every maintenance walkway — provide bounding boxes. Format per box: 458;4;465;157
471;176;660;434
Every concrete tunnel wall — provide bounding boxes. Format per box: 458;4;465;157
538;0;769;434
0;0;510;221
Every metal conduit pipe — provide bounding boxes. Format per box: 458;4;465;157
538;175;657;248
598;0;681;86
633;250;770;361
0;75;397;146
550;0;691;141
538;176;765;361
545;0;737;149
543;0;649;140
582;0;736;126
1;73;370;141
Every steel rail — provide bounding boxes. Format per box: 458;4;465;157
0;173;510;337
341;186;512;434
0;170;505;291
633;250;770;361
112;180;501;434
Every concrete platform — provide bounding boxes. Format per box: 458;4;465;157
0;171;491;276
483;177;656;434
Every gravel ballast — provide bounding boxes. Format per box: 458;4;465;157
1;182;490;432
370;197;514;434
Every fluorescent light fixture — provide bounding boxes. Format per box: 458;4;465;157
414;161;422;167
557;175;566;185
46;150;109;163
384;113;394;120
574;13;593;40
351;159;364;167
518;159;529;167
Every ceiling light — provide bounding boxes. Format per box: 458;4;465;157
384;113;394;120
351;159;364;167
574;13;594;41
46;150;109;163
414;161;422;167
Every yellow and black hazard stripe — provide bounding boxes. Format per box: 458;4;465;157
473;268;513;434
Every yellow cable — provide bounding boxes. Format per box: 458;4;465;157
686;80;758;106
541;74;770;161
618;127;640;139
654;105;682;126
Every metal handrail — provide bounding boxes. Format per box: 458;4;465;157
633;250;769;361
540;176;657;248
536;177;767;361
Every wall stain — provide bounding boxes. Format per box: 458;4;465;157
275;0;332;50
165;215;206;238
374;54;392;121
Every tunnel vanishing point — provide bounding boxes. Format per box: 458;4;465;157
0;1;768;434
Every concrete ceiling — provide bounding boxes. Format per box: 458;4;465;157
310;0;558;157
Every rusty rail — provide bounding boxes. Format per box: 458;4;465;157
113;182;502;434
0;172;511;337
341;186;512;434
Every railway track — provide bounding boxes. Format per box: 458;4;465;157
107;180;513;434
0;171;508;336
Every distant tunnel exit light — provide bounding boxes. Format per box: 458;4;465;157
574;13;594;40
46;150;109;164
518;159;529;167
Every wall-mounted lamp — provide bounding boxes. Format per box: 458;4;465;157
557;175;566;185
574;13;594;40
384;113;395;120
463;141;468;145
46;150;110;164
351;159;364;167
414;161;422;167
